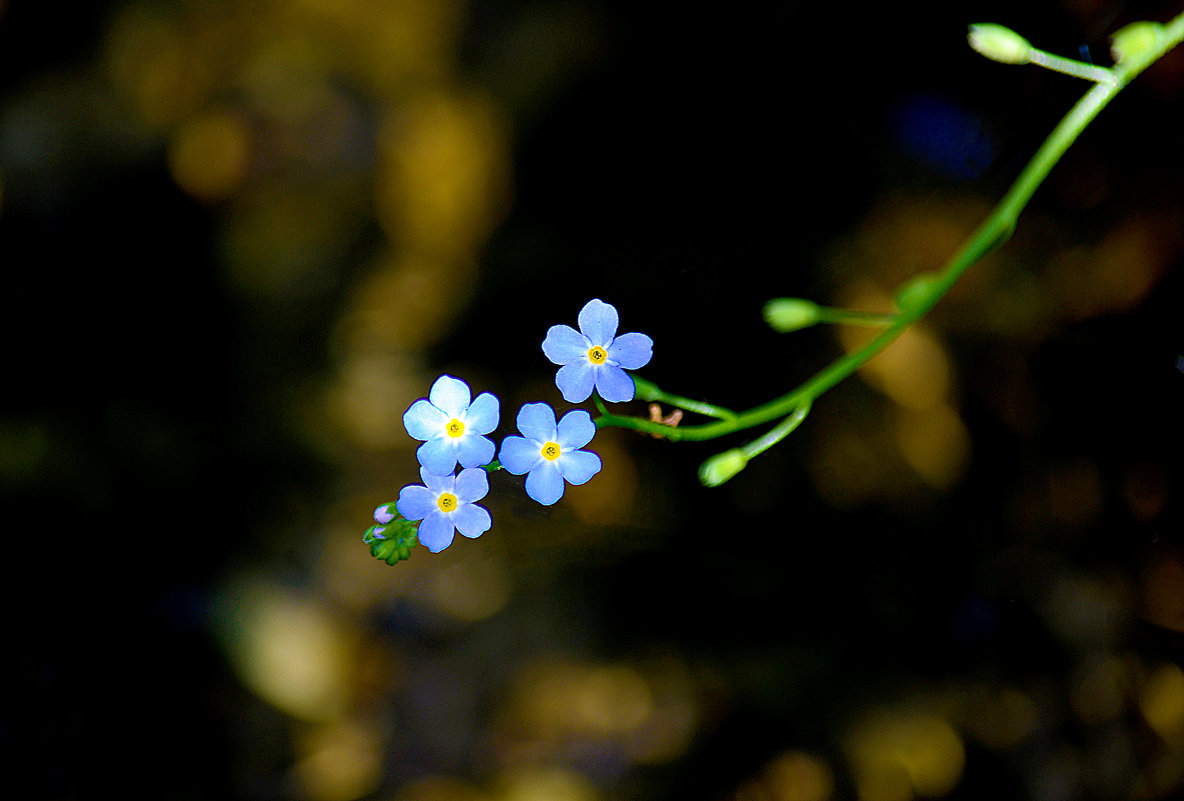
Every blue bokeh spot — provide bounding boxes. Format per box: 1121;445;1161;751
891;93;996;181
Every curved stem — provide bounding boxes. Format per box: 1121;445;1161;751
741;402;811;460
815;307;898;327
630;376;737;420
596;12;1184;443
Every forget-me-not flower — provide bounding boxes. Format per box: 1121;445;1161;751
499;402;602;505
403;375;499;476
395;467;492;553
542;299;653;403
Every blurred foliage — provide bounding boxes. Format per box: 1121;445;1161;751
2;1;1183;800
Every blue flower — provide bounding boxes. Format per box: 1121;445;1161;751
542;298;653;403
403;375;500;475
395;467;492;553
498;403;602;505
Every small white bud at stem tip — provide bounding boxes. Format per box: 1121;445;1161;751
764;298;820;333
968;24;1032;64
699;449;749;487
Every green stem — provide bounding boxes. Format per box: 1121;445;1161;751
815;306;898;327
1028;49;1117;85
630;376;737;420
596;12;1184;444
741;402;811;460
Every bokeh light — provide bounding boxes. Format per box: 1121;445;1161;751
216;578;358;723
846;712;965;801
1140;663;1184;741
373;90;511;260
5;1;1183;799
745;751;835;801
167;109;252;202
288;718;386;801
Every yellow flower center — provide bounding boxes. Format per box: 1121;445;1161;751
587;345;608;365
541;441;562;461
437;492;458;512
445;418;465;438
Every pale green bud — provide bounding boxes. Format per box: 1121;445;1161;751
968;24;1032;65
763;298;821;333
894;273;941;315
1111;21;1164;65
698;449;748;487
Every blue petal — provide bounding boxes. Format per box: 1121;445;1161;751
516;402;558;443
608;332;653;370
420;468;456;494
498;435;542;475
417;512;456;553
404;399;448;441
465;392;500;434
594;364;636;403
525;462;565;505
429;375;471;418
373;504;395;524
555;361;595;403
396;484;437;521
578;299;618;346
542;324;589;365
556;410;596;450
558;449;601;485
453;503;492;539
456;435;495;469
454;466;490;503
417;438;459;476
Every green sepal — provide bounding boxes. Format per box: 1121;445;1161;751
363;517;419;565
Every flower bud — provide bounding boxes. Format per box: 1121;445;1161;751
366;523;418;563
699;448;748;487
373;503;396;524
764;298;821;333
630;375;661;402
1111;21;1164;65
968;24;1032;65
895;273;941;315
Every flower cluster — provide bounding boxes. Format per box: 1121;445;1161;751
365;299;652;562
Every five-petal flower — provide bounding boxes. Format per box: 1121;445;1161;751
395;467;493;553
499;402;602;505
542;298;653;403
403;375;500;476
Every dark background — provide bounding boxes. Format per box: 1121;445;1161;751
3;1;1183;799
